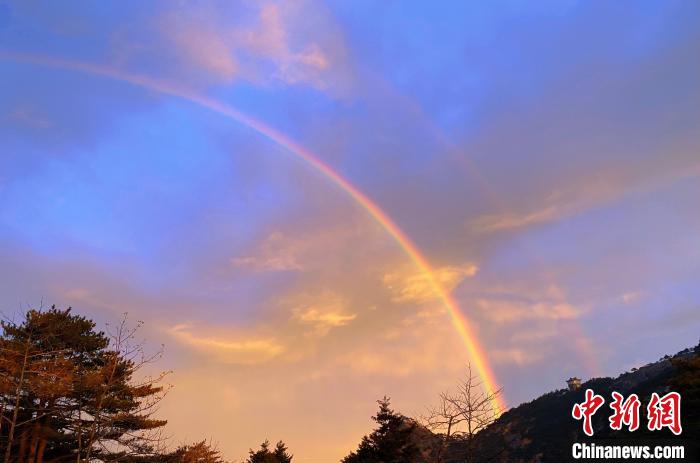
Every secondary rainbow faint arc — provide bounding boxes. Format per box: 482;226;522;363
1;51;507;414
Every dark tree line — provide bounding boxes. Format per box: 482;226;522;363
246;440;292;463
340;370;503;463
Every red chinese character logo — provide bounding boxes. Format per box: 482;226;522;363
609;391;641;432
647;392;682;435
572;389;605;436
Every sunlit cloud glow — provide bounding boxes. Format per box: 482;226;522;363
383;264;478;303
167;324;285;364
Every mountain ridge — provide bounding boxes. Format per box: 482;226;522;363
375;343;700;463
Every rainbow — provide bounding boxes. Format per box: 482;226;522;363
0;51;507;414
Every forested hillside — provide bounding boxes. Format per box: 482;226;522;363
342;344;699;463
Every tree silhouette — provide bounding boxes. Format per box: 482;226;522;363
169;441;225;463
342;396;418;463
246;440;292;463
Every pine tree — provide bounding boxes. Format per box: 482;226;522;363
246;440;293;463
273;441;292;463
0;307;168;463
342;397;418;463
169;441;225;463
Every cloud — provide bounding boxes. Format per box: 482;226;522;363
338;323;463;377
63;288;113;310
470;205;561;233
475;298;581;324
383;264;478;304
7;105;53;129
510;328;559;343
468;163;700;236
620;291;645;305
151;1;350;93
291;291;357;336
294;308;356;329
491;348;544;366
159;12;238;80
466;183;613;234
233;4;330;87
232;232;304;272
231;223;373;273
166;324;285;364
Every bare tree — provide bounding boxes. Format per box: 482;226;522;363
421;392;464;463
420;364;502;462
80;314;171;463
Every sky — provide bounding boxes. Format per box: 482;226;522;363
1;1;699;461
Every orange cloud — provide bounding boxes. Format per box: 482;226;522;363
294;308;356;328
166;324;285;364
383;264;478;304
232;223;369;273
338;328;462;377
292;292;357;336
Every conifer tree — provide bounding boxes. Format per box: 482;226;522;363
246;440;293;463
342;397;418;463
169;441;225;463
0;307;168;463
272;441;292;463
